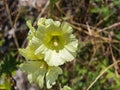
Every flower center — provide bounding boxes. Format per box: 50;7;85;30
51;36;59;47
54;41;58;47
43;31;68;51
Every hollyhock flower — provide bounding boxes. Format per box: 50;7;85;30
19;18;78;66
35;18;78;66
20;60;62;89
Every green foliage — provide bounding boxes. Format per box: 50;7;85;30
89;0;120;26
0;54;19;90
0;77;12;90
60;59;120;90
90;5;111;17
114;29;120;40
0;54;20;77
112;0;120;7
0;34;5;46
90;0;112;17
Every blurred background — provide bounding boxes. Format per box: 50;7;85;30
0;0;120;90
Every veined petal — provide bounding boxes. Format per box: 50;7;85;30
60;48;75;62
46;66;62;88
26;20;36;36
29;36;41;48
61;22;73;34
37;18;46;26
19;41;43;60
19;48;43;60
37;74;45;88
44;50;65;66
45;19;54;25
54;21;61;27
20;61;47;89
65;37;78;52
35;44;47;55
20;61;47;74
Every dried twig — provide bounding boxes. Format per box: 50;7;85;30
4;0;13;26
99;22;120;32
69;23;117;43
109;33;119;77
95;12;115;27
33;0;50;26
4;0;19;48
21;0;50;48
87;60;120;90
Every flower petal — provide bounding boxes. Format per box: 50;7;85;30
26;20;36;39
46;66;62;89
60;48;75;62
19;48;43;60
61;22;73;34
37;18;46;26
20;61;47;88
65;35;78;53
44;50;65;66
35;44;47;55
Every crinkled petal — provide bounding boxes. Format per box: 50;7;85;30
44;47;76;66
26;20;36;39
29;36;41;48
44;50;65;66
61;85;71;90
54;21;61;27
61;22;73;34
19;48;43;60
45;19;61;27
45;19;54;25
60;48;75;62
35;44;47;55
19;36;43;60
37;18;46;26
46;66;62;89
37;74;45;88
65;35;78;53
20;61;47;73
20;61;47;88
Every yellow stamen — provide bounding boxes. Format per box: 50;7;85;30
54;41;58;46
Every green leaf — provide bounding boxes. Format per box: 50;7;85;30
0;77;12;90
0;54;20;76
